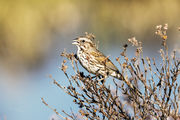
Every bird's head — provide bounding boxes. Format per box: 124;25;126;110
72;33;96;51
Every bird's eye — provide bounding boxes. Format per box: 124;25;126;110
82;40;85;43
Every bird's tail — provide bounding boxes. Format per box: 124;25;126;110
116;73;142;98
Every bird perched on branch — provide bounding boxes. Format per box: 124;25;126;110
72;33;142;96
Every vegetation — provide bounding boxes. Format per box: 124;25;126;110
42;24;180;120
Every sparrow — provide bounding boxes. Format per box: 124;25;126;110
72;33;142;96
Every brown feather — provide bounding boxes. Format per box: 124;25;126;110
90;50;119;72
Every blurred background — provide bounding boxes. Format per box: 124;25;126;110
0;0;180;119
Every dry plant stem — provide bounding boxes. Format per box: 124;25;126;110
43;24;180;120
41;98;71;120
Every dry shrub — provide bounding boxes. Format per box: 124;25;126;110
42;24;180;120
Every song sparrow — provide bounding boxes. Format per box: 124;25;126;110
72;33;141;95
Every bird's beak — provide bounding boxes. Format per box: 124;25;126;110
72;38;79;45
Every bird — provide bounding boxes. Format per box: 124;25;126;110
72;33;142;96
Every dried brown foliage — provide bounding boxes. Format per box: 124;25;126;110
42;24;180;120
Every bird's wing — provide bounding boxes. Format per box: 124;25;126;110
90;51;119;72
105;59;119;72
